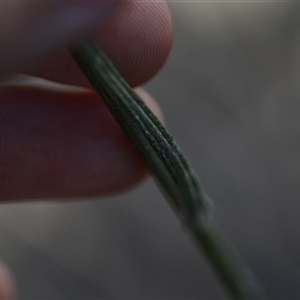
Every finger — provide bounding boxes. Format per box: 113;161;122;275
0;85;162;201
0;1;119;80
25;0;173;88
0;262;17;300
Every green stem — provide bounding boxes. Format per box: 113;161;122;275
190;216;265;299
70;38;267;299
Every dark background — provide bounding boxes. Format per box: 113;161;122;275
1;2;300;299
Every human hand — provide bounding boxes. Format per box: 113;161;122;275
0;0;173;200
0;1;173;298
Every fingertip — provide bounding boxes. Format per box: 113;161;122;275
94;0;174;87
0;262;18;300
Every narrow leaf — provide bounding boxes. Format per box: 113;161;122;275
70;38;266;299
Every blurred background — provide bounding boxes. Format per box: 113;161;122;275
1;1;300;299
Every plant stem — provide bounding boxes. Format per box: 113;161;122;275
70;38;267;299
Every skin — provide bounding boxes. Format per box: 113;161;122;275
0;1;173;298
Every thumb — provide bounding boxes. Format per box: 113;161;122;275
0;262;17;300
0;1;119;80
